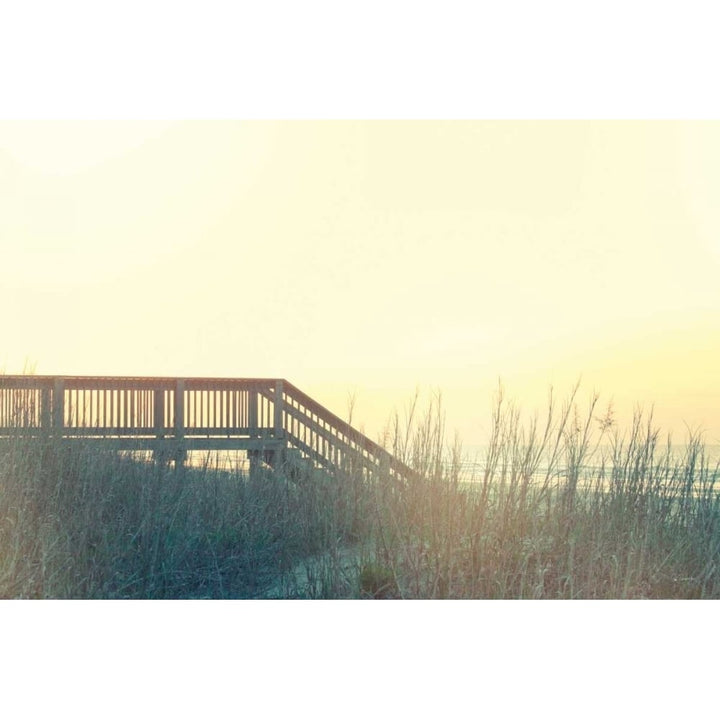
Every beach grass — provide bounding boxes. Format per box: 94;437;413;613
1;385;718;599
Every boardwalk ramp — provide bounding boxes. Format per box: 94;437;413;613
0;376;418;482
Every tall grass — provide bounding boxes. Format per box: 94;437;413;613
0;436;366;598
1;385;718;598
364;384;720;598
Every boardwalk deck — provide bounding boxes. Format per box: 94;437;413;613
0;375;418;481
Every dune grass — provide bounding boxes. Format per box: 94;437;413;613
1;385;718;599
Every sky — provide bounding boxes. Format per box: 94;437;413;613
2;120;719;445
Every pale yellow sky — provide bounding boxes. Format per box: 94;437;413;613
1;121;719;445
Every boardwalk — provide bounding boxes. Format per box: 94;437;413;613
0;375;417;481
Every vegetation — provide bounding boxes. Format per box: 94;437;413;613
1;384;719;598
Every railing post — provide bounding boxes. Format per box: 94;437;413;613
174;379;186;466
153;387;165;463
274;380;283;438
41;384;51;431
248;386;258;437
268;380;285;470
53;378;65;434
154;388;165;435
248;385;258;475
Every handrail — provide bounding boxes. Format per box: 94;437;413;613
278;381;418;482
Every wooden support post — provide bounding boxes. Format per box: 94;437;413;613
248;386;258;437
153;387;165;463
174;379;186;466
248;386;259;475
271;380;284;469
41;386;51;432
154;388;165;435
53;378;65;434
274;380;283;438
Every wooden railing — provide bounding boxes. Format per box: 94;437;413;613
0;375;418;481
274;380;417;482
